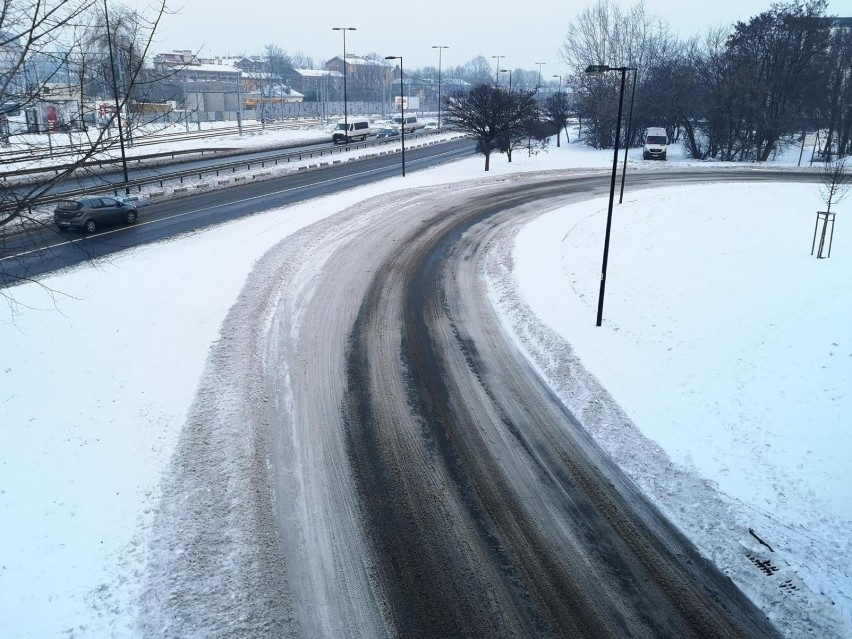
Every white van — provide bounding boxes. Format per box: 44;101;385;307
391;114;425;134
643;127;668;160
332;117;371;144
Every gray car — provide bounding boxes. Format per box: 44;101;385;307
54;196;138;233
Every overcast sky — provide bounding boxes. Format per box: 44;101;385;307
129;0;836;72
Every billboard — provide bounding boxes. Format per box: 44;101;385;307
393;96;420;110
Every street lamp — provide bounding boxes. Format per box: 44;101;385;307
432;45;449;129
535;61;546;88
385;55;405;177
619;69;638;204
584;63;634;326
192;75;201;131
491;55;505;84
500;69;512;90
552;74;562;94
103;0;129;194
332;27;356;144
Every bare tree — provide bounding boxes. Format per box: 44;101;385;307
724;0;830;161
263;43;293;119
463;56;493;87
290;50;314;70
1;0;168;295
444;85;537;171
820;155;850;214
561;0;675;149
543;91;572;147
819;25;852;157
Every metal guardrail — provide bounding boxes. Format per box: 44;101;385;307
2;132;458;215
0;147;239;181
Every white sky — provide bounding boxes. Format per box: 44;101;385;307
125;0;838;71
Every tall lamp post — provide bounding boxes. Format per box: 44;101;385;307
500;69;512;90
432;45;448;129
103;0;129;195
619;68;638;204
491;55;505;84
552;74;562;94
584;64;631;327
192;74;201;131
535;61;546;88
385;55;405;177
332;27;356;144
236;69;243;135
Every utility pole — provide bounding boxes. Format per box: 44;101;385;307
535;61;546;88
103;0;130;195
432;45;448;129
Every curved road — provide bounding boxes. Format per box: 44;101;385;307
140;167;818;637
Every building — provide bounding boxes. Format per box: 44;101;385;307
324;55;393;102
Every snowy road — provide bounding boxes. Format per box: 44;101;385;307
140;170;817;637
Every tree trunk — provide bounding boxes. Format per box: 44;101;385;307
484;150;491;171
680;116;702;159
556;130;561;147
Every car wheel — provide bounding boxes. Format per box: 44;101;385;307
84;219;97;233
643;152;649;160
126;211;137;224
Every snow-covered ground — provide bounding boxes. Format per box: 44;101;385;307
0;131;849;637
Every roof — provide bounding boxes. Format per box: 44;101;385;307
329;55;389;68
295;68;342;78
191;63;240;74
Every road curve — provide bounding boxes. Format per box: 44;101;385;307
142;169;809;637
261;170;797;637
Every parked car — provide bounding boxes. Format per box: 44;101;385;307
54;196;138;233
376;127;401;139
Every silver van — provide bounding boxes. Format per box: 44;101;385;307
332;117;371;144
391;114;425;134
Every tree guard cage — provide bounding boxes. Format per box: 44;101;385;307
811;211;836;259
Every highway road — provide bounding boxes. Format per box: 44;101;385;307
0;138;474;287
138;165;819;637
4;130;442;197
